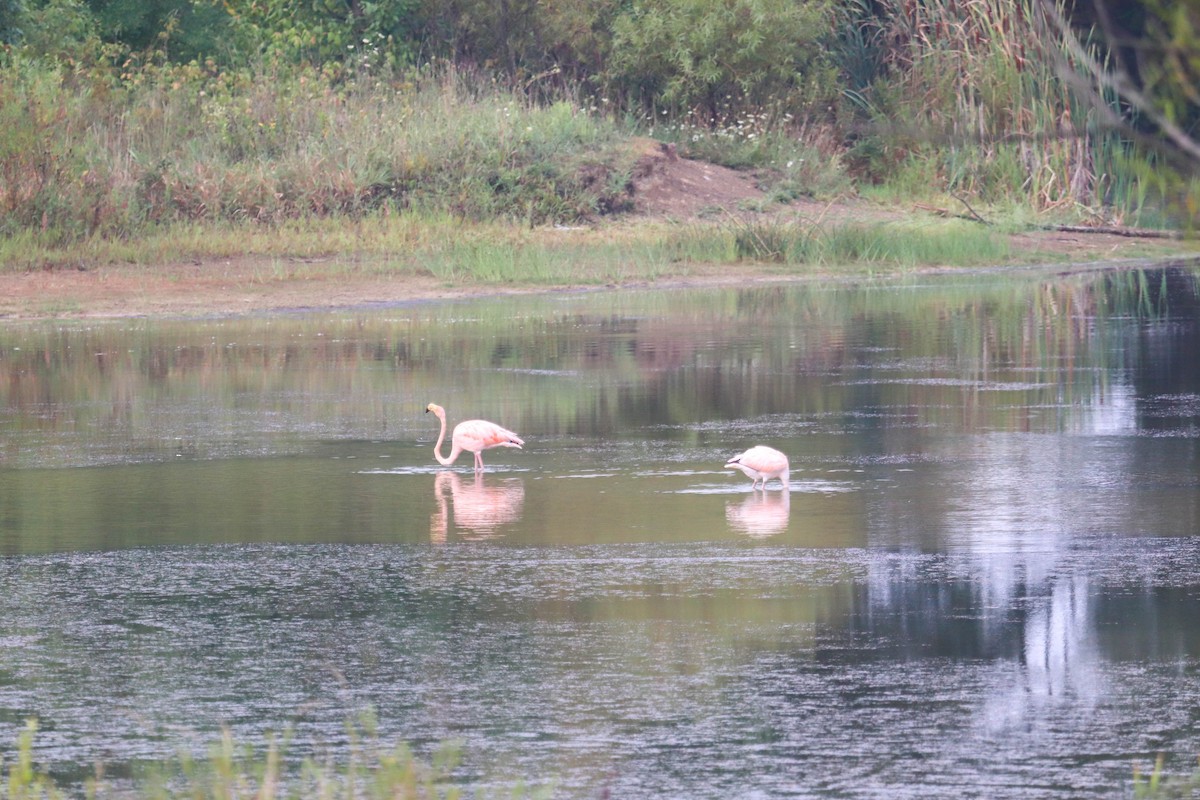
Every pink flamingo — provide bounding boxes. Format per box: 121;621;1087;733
725;445;790;490
425;403;524;469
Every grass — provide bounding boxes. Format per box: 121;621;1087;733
5;719;1198;799
1;717;551;800
4;203;1192;312
1133;754;1200;799
1;3;1186;266
724;216;1010;267
1;6;1193;287
0;210;1032;287
0;58;639;246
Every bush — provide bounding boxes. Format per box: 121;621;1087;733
606;0;839;120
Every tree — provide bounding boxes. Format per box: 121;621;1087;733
414;0;620;89
5;0;102;62
1;0;27;45
605;0;839;121
78;0;230;61
1042;0;1200;221
221;0;422;69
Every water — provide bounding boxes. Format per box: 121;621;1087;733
1;266;1199;797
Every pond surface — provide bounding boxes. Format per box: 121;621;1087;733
1;266;1199;798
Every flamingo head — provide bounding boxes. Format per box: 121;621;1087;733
425;403;445;419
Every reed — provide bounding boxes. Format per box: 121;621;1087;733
840;0;1149;217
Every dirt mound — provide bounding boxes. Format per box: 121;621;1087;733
0;137;1190;320
628;137;765;218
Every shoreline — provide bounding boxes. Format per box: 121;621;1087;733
2;232;1197;323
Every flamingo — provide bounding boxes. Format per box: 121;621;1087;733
725;445;790;490
425;403;524;470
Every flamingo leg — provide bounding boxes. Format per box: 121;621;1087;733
474;451;484;470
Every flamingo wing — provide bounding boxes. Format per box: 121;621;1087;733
735;445;788;476
453;419;524;453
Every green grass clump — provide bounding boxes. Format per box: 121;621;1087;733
726;218;1009;268
1132;754;1200;799
1;717;551;800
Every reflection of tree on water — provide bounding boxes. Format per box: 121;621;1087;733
725;491;790;537
430;471;525;543
859;562;1102;719
1021;575;1099;703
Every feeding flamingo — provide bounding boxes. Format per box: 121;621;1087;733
425;403;524;469
725;445;790;490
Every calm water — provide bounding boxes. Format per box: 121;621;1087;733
1;266;1199;797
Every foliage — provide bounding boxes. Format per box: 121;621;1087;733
415;0;615;81
606;0;839;119
1041;0;1200;224
0;0;1186;247
5;0;104;62
221;0;422;71
725;217;1010;266
0;55;639;243
0;54;107;240
84;0;231;63
0;0;26;44
832;0;1134;214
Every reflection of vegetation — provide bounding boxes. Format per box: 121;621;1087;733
1;268;1197;468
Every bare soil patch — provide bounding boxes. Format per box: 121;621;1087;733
1;144;1194;320
629;138;765;218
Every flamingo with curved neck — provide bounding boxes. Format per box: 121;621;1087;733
725;445;790;490
425;403;524;469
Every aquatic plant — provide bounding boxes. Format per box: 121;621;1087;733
1133;754;1200;799
0;717;552;799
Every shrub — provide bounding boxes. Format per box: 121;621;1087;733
606;0;840;121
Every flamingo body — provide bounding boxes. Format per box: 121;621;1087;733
426;403;524;469
725;445;790;490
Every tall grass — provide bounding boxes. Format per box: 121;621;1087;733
0;0;1180;271
725;217;1010;267
0;57;636;246
840;0;1153;219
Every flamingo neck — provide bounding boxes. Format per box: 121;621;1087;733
432;412;459;466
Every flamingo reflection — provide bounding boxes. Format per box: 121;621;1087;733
725;490;791;537
431;470;525;542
